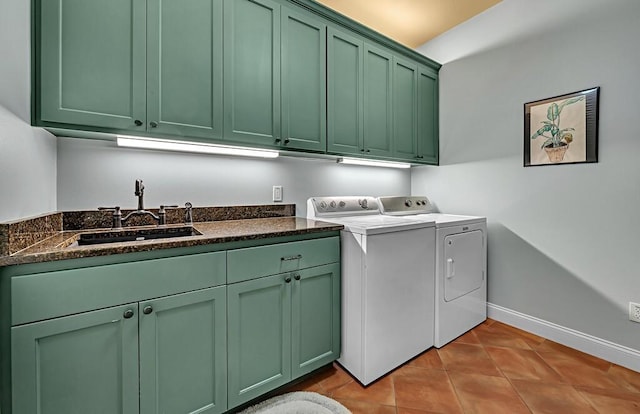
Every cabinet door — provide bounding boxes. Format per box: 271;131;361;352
291;264;341;378
146;0;223;139
227;274;291;408
281;8;327;152
417;66;439;164
38;0;146;131
393;56;419;160
363;44;393;157
224;0;281;147
139;287;227;414
12;304;139;414
327;27;364;155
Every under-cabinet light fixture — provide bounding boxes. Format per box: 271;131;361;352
116;135;279;159
337;157;411;169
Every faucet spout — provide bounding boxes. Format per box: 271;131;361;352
135;179;145;211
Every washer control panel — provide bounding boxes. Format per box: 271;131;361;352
307;196;380;218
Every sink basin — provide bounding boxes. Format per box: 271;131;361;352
77;226;201;246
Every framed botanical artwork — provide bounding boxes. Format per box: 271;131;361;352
524;87;599;167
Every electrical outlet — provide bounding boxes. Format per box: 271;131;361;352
629;302;640;323
272;185;283;202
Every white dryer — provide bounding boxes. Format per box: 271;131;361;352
378;196;487;348
308;196;436;384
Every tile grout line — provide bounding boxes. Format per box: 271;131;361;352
477;331;535;414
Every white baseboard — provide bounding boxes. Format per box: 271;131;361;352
487;303;640;373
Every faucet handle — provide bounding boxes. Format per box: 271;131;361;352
158;205;179;213
98;206;122;229
98;206;121;214
184;202;193;225
158;205;179;225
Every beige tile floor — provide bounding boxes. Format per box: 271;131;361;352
283;319;640;413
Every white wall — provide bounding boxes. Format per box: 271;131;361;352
413;0;640;352
0;0;57;223
57;138;410;217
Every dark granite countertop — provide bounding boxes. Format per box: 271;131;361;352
0;217;342;267
0;204;343;267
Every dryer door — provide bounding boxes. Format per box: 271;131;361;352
443;230;484;301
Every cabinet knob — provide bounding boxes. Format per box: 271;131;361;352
293;273;301;281
275;138;282;143
123;309;134;319
284;276;292;283
143;305;153;315
149;121;158;128
284;139;290;144
134;119;143;126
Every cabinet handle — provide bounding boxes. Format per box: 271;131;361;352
284;139;290;144
149;121;158;128
284;276;292;283
293;273;301;281
143;305;153;315
365;149;370;153
275;138;282;143
123;309;134;319
134;119;143;126
281;254;302;261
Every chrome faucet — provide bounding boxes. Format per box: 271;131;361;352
100;179;180;228
135;179;145;210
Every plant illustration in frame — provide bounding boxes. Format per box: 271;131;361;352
524;87;599;166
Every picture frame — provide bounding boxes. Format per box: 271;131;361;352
524;87;599;167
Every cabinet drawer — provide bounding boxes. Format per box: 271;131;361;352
227;237;339;283
11;251;226;326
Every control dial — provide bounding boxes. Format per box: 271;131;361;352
329;201;337;208
405;199;413;207
339;201;346;208
319;201;327;209
359;199;368;209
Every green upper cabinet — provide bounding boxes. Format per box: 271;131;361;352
417;66;439;164
327;27;364;155
146;0;223;139
224;0;281;147
393;56;419;160
38;0;147;131
12;304;140;414
139;287;227;414
281;9;327;152
363;44;393;157
34;0;439;162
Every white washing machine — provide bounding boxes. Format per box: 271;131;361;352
378;196;487;348
307;196;436;385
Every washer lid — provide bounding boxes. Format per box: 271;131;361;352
321;215;435;235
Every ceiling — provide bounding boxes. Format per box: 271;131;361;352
316;0;502;48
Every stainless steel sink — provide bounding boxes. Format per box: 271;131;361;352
77;226;201;246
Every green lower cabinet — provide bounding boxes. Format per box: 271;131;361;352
139;287;227;414
291;264;341;378
227;273;292;408
11;303;140;414
227;263;340;409
11;287;227;414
